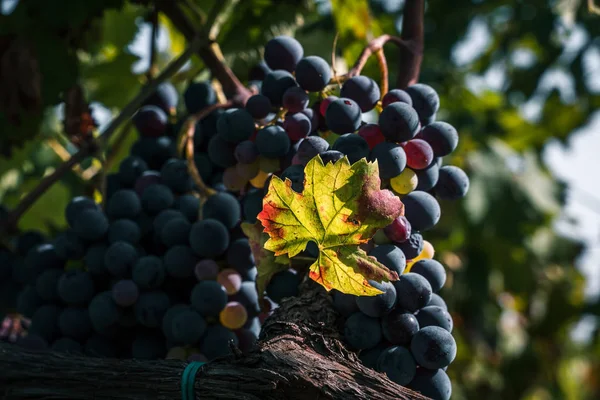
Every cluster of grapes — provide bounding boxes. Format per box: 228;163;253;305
243;36;466;400
0;32;468;400
0;84;272;361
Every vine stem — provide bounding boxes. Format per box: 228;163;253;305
0;37;204;235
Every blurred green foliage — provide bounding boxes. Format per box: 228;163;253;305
1;0;599;398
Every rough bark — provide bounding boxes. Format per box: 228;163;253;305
0;281;429;400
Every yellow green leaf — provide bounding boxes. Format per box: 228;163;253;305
241;221;290;299
258;156;403;296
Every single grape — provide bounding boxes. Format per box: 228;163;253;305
356;280;396;318
217;268;243;295
332;133;369;164
410;326;456;369
264;36;304;72
107;189;142;220
131;255;165;290
207;134;237;168
325;98;362;134
194;259;219;281
340;76;381;112
397;232;424;259
415;161;440;191
368;243;407;277
378;102;420;142
88;291;122;332
392;273;432;312
381;308;420;346
160;218;191;247
266;270;301;303
132;105;168;138
382;89;413;108
283;112;312;141
183;81;216;114
200;325;239;360
256;125;291;158
369;142;407;180
108;219;141;245
164;245;198;278
405;83;440;122
217;108;256;143
403;139;434;170
118;156;148;186
202;192;242;230
226;238;255;272
297;136;329;165
280;164;305;193
418;121;458;157
66;196;101;228
112;279;139;307
402;191;441;231
189;219;230;258
190;281;228;317
172;309;207;345
141;184;174;215
104;241;138;278
160;158;193;194
384;216;411;243
358;124;385;150
435;166;470;200
390;168;418;195
246;94;272;119
73;209;109;241
376;346;417;385
319;150;345;164
235;140;260;164
220;301;249;330
295;56;331;92
57;271;95;305
415;306;453;332
408;368;452;400
359;343;388;369
282;86;309;113
410;259;446;292
344;312;382;350
143;82;178;115
428;293;448;310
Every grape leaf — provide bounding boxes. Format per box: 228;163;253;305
257;156;403;296
241;221;290;299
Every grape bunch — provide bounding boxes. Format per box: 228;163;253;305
1;83;268;361
248;36;468;400
0;32;469;400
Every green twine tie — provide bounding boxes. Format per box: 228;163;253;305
181;361;206;400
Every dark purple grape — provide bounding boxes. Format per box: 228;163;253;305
282;86;309;113
132;106;168;138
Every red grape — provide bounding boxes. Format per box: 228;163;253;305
358;124;385;150
384;216;412;243
403;139;434;170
